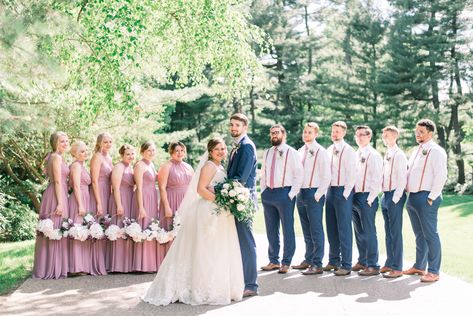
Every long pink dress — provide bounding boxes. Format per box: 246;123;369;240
32;154;70;279
108;162;135;272
90;154;112;275
132;159;163;272
158;160;193;255
68;161;92;274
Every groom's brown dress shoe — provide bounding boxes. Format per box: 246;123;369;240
291;261;310;270
261;263;280;271
383;270;403;278
243;289;258;297
278;265;290;274
403;267;426;276
358;267;380;276
380;266;392;274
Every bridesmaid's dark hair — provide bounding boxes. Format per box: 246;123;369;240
140;141;155;154
94;132;112;153
168;141;186;155
50;131;68;152
119;144;134;156
207;137;225;160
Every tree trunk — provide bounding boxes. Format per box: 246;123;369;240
304;5;313;74
249;84;256;135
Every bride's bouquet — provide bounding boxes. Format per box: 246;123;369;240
214;179;255;224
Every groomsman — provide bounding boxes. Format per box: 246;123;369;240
404;119;447;282
261;124;304;274
380;126;407;278
351;126;383;276
292;123;331;275
324;121;356;276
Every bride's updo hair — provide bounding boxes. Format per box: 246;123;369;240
207;137;225;160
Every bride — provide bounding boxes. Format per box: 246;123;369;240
142;138;244;306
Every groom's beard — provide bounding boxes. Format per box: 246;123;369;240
230;131;242;138
271;138;282;147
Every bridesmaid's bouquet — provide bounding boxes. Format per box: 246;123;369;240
214;179;255;224
36;217;73;240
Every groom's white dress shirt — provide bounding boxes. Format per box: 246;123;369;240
382;144;407;204
327;139;357;199
354;145;383;205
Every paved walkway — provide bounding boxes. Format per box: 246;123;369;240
1;235;472;316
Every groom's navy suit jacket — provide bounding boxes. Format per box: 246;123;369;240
227;135;257;193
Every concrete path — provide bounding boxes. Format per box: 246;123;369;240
1;235;472;316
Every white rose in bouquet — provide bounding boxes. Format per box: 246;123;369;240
221;189;228;196
69;224;89;241
237;194;246;201
89;223;105;239
223;183;230;190
37;218;54;234
229;190;237;197
47;229;62;240
157;230;170;244
105;224;121;241
237;204;245;211
149;220;161;232
126;222;143;242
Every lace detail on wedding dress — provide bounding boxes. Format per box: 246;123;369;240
142;160;244;306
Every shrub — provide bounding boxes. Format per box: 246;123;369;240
0;199;37;242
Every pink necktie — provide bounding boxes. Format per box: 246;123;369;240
269;148;277;189
302;145;308;166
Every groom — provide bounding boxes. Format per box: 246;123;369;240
227;113;259;297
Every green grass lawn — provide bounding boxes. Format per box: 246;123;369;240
254;194;473;283
0;240;35;295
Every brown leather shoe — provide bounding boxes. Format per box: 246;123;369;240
323;264;339;272
383;270;403;278
358;267;380;276
403;266;426;276
278;265;290;274
420;273;440;282
351;262;366;272
291;261;310;270
301;266;323;275
243;289;258;297
334;268;351;276
261;263;280;271
380;266;392;274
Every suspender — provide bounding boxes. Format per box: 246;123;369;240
308;148;320;189
265;148;290;188
418;149;432;191
361;153;371;192
337;146;346;186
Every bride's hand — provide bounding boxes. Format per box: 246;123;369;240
207;186;215;194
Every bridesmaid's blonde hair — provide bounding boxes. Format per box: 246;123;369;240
119;144;134;156
94;132;112;153
50;131;68;152
71;141;87;158
140;141;155;154
168;141;186;155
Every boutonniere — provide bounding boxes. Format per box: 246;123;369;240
386;155;391;161
232;143;240;152
308;149;315;157
277;149;284;158
422;149;428;155
334;149;340;156
360;157;366;164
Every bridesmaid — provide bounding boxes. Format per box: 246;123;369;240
108;144;136;272
33;131;70;279
90;132;113;275
157;142;193;255
132;141;161;272
68;141;92;275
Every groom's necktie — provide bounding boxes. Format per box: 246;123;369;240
269;148;277;189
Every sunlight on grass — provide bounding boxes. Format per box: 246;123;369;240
0;240;35;295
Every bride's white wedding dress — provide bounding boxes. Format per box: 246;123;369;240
142;158;244;306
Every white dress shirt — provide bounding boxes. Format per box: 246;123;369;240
327;139;357;199
407;139;447;200
261;143;304;199
354;145;383;205
382;145;407;204
298;140;331;201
